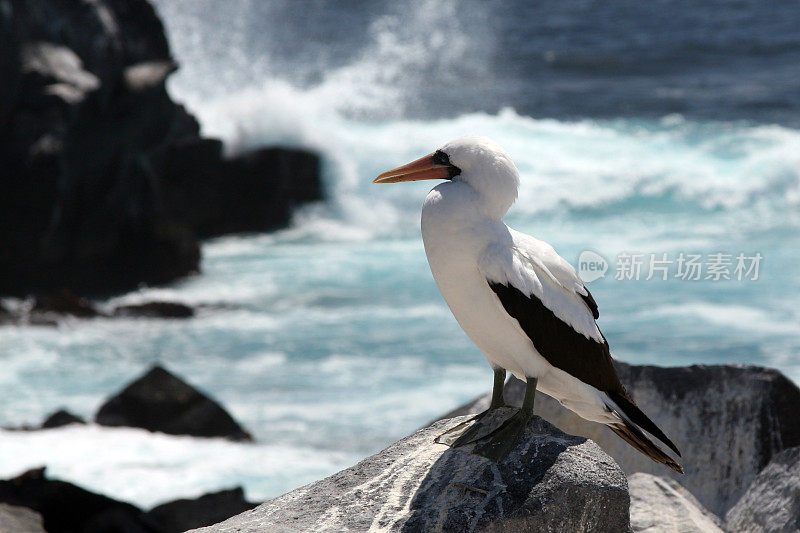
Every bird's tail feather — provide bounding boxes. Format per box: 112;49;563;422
608;421;684;474
607;390;681;457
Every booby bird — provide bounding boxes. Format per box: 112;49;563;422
374;136;682;471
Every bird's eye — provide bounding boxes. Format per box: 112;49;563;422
432;150;450;166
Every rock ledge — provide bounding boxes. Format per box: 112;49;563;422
190;412;629;533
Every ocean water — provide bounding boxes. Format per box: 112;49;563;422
1;0;799;508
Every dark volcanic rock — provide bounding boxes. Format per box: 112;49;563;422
95;365;252;441
41;409;86;429
0;467;151;533
112;301;195;318
189;412;629;533
161;140;323;238
0;503;46;533
0;0;323;297
0;0;201;296
143;488;257;533
440;363;800;517
0;469;257;533
31;291;102;318
726;446;800;533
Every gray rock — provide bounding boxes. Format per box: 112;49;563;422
189;412;630;533
0;503;46;533
725;446;800;533
440;363;800;517
628;473;723;532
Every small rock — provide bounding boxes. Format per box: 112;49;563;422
40;409;85;429
32;291;102;318
726;446;800;533
95;365;252;441
0;301;15;324
628;473;724;532
112;301;195;319
0;503;46;533
188;412;629;532
143;487;258;533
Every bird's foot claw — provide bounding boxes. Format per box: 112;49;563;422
435;407;514;447
471;409;530;462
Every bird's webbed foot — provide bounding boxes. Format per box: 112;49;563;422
435;367;509;447
435;406;514;447
471;408;531;461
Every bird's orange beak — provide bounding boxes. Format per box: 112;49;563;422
373;152;454;184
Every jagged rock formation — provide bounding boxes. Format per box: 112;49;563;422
440;363;800;517
726;445;800;533
95;364;252;441
0;0;322;296
189;412;630;533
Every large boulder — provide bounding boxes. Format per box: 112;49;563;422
143;487;258;533
189;412;630;532
95;365;252;441
0;503;46;533
628;473;723;532
725;446;800;533
440;363;800;517
0;0;323;297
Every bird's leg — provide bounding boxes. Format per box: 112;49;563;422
472;376;538;462
435;368;510;446
489;367;507;409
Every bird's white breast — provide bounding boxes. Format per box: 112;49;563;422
420;182;552;380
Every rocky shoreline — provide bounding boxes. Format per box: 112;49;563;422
4;362;799;532
189;363;800;533
0;0;323;298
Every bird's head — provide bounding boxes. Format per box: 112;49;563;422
374;135;520;220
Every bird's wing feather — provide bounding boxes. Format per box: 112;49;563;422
477;231;624;393
478;231;682;458
478;230;601;342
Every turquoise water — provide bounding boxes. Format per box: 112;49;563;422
1;0;799;509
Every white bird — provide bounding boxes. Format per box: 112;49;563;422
374;136;682;471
